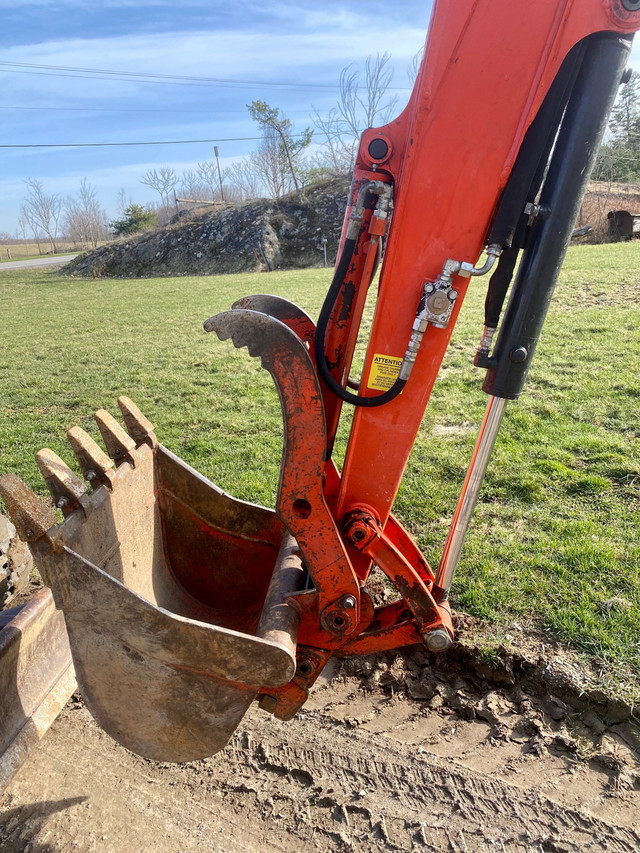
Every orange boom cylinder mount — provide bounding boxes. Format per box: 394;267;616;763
2;0;639;761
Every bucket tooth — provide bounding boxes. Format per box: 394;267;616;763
94;409;136;464
35;448;88;516
67;426;115;489
117;396;156;447
0;473;55;543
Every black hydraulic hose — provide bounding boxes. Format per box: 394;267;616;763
484;215;528;330
487;40;585;249
314;237;407;407
476;39;587;366
484;32;632;400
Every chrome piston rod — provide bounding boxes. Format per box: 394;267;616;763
434;395;507;597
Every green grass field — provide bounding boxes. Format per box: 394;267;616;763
0;241;80;262
1;245;638;694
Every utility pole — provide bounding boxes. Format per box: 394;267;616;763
214;146;225;202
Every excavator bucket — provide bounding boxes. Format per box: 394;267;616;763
0;396;305;763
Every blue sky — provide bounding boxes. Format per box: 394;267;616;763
0;1;432;234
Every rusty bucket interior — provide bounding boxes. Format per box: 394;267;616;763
0;397;304;763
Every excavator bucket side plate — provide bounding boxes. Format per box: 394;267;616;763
0;413;298;763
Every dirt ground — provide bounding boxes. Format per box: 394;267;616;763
1;620;639;853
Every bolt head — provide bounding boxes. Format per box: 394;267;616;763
426;291;450;314
424;628;452;652
297;659;314;677
342;595;356;610
509;345;528;364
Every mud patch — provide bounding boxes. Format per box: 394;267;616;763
2;627;639;852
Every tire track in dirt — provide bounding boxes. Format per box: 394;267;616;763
2;697;639;853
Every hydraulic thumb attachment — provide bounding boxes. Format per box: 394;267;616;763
1;1;638;763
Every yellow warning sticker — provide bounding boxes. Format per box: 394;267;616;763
367;353;403;391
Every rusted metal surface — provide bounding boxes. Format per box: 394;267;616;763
256;532;305;665
0;375;458;761
231;295;316;345
67;426;116;489
205;310;361;632
0;399;300;763
0;587;76;795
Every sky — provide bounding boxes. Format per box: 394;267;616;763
0;1;432;234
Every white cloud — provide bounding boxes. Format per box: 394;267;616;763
0;25;425;88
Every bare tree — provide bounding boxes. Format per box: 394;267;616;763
197;160;229;201
407;46;425;87
116;188;133;217
22;179;62;253
251;128;289;198
178;169;210;201
19;206;42;253
140;167;179;223
311;106;354;175
224;159;263;201
16;212;36;251
313;52;398;173
64;179;109;250
247;101;312;197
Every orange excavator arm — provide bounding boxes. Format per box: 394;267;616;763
2;0;639;761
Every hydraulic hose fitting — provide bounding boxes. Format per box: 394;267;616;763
346;180;390;240
474;324;497;367
398;269;458;382
398;244;503;385
458;243;502;278
369;186;393;236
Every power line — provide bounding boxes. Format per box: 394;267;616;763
0;131;328;149
0;60;338;89
0;60;411;92
0;67;326;91
1;104;261;115
0;136;263;149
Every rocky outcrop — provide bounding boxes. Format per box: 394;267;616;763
61;177;351;279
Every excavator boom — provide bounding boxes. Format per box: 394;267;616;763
1;0;639;761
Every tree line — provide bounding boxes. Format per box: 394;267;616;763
593;70;640;183
113;53;402;234
13;55;639;247
15;53;402;245
15;177;110;254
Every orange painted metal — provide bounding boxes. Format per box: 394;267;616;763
343;509;449;636
206;309;362;637
321;177;391;451
334;0;640;526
